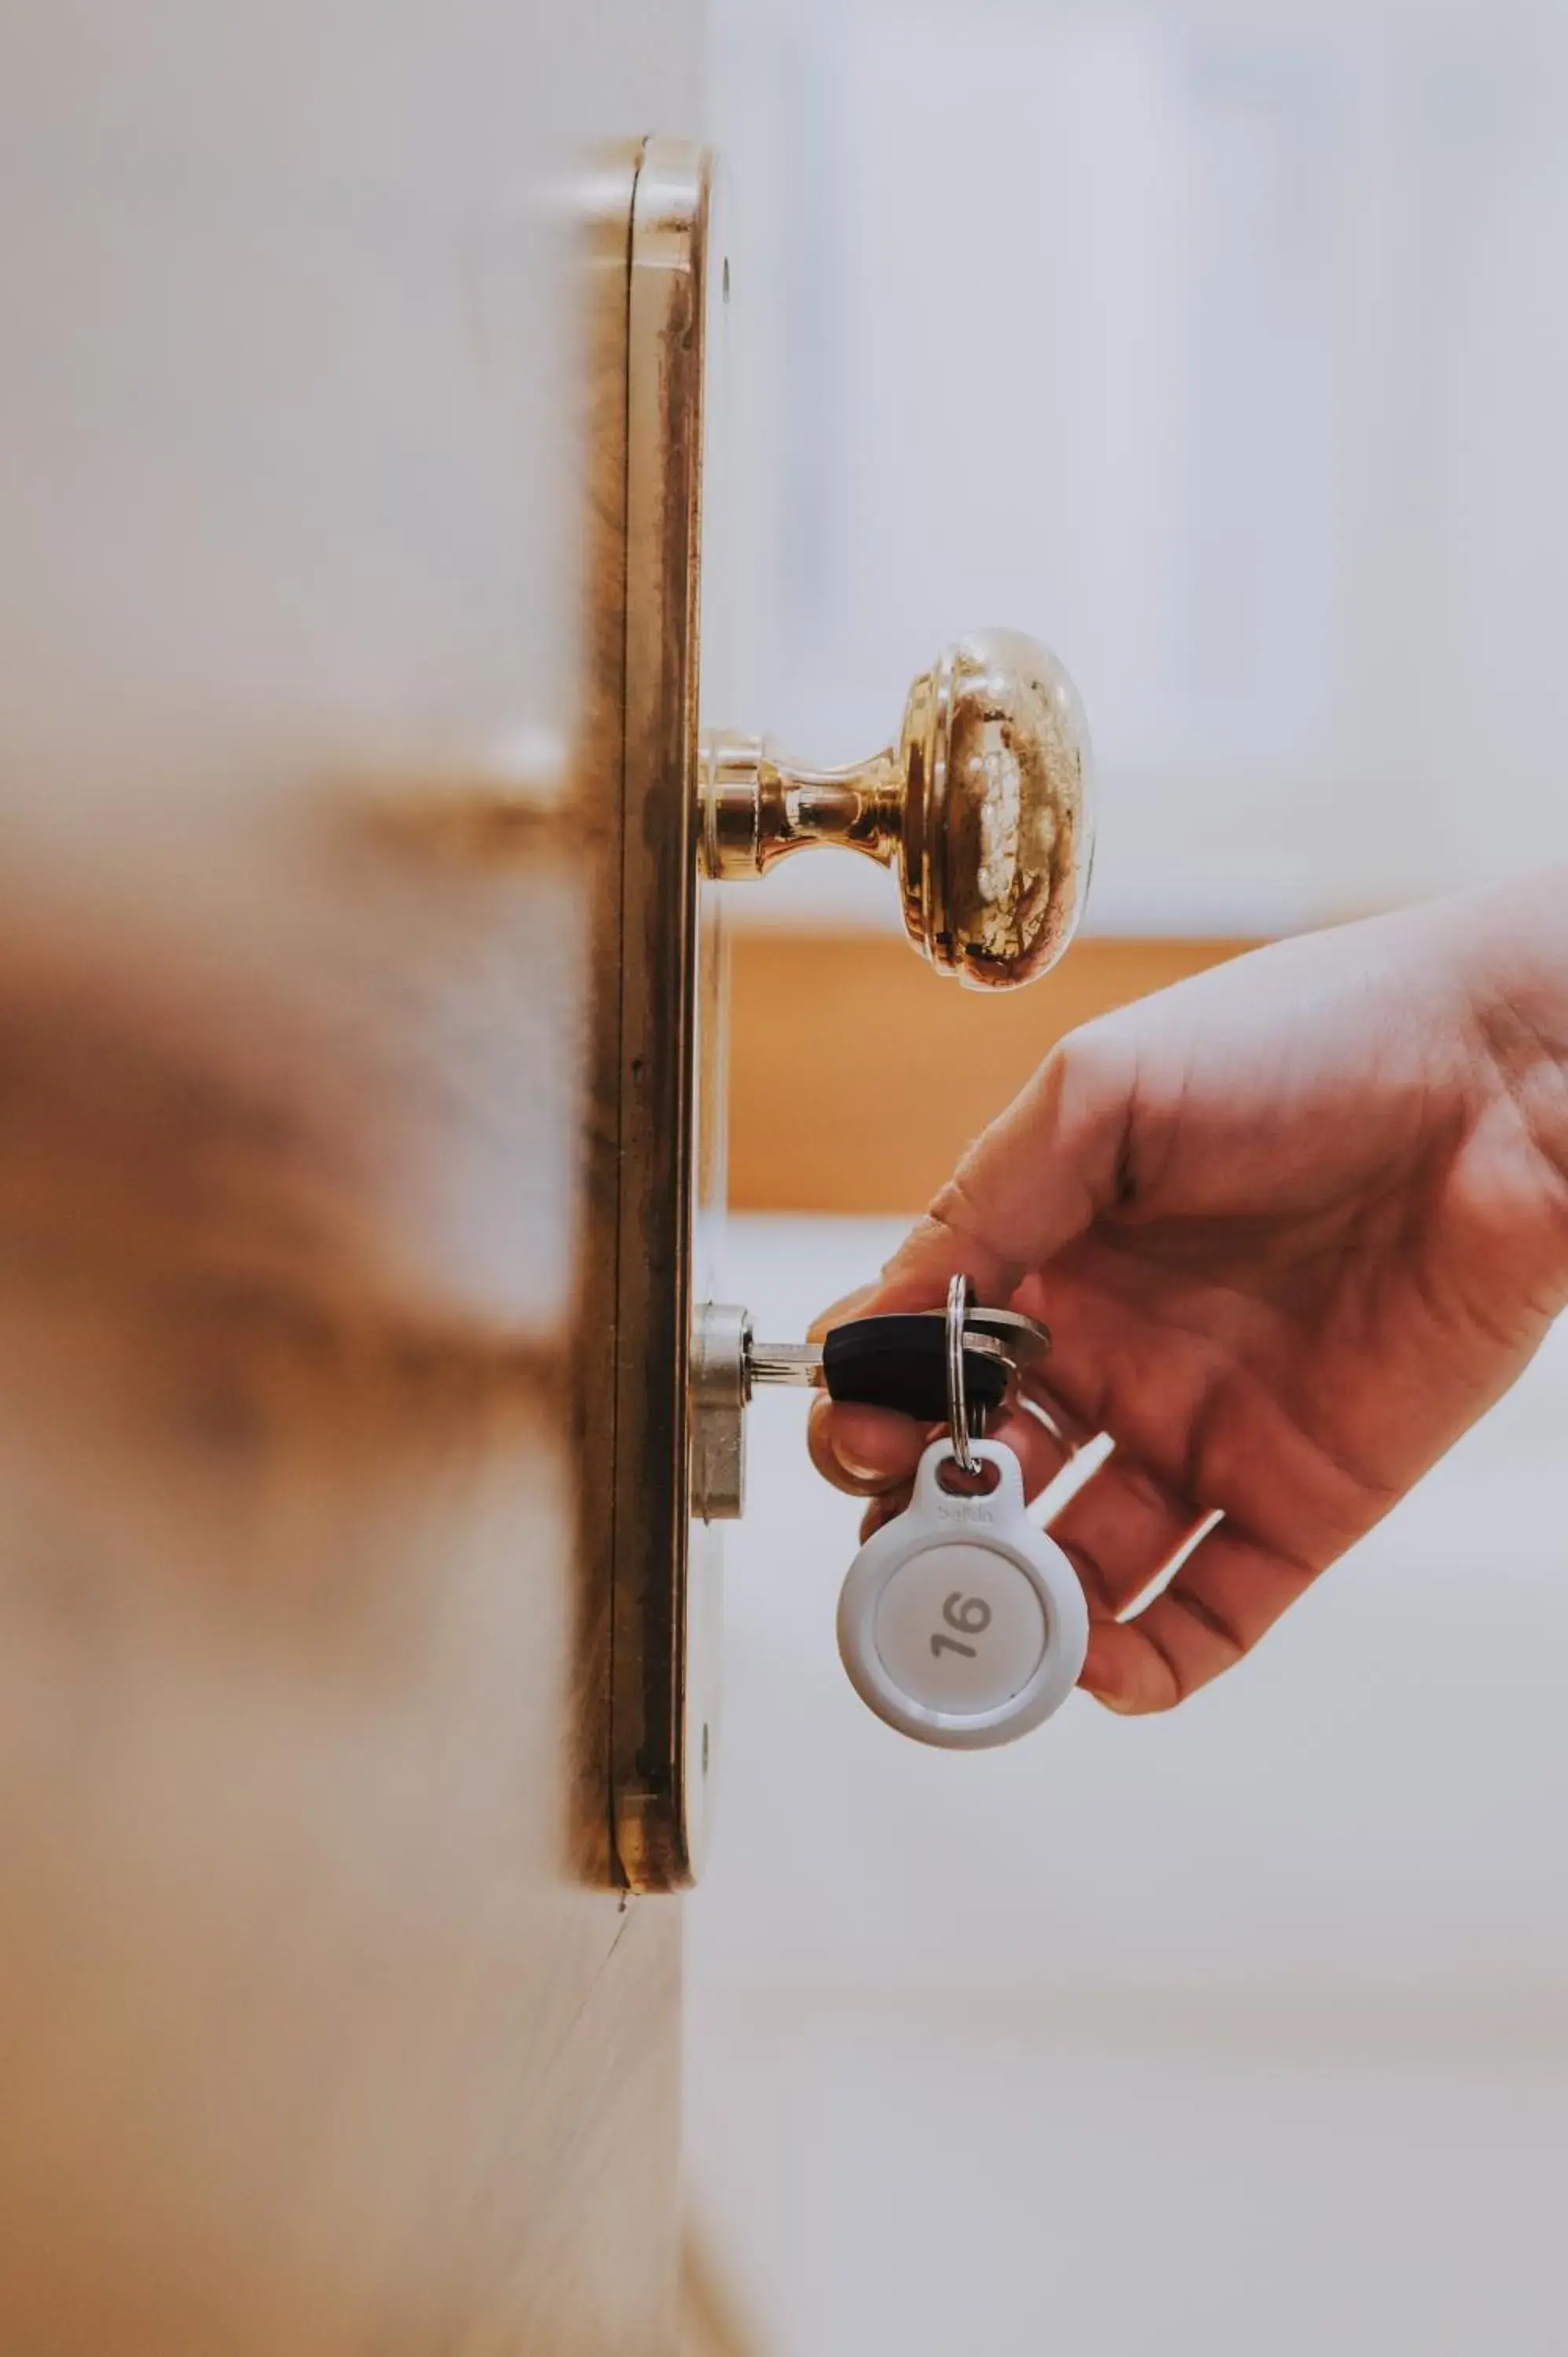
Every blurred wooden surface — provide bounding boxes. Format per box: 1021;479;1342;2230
727;933;1257;1213
0;3;700;2351
0;1071;680;2352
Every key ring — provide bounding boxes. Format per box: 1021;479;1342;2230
944;1274;981;1475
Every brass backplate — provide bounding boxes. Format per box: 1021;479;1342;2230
580;140;726;1893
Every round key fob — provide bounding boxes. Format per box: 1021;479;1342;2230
837;1437;1088;1749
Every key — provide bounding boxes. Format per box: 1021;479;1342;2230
748;1306;1049;1425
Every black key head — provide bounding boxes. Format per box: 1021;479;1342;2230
822;1314;1010;1424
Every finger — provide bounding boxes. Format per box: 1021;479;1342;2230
1080;1521;1319;1714
1017;1365;1100;1454
991;1401;1075;1499
860;1483;912;1541
1046;1453;1207;1619
810;1383;1079;1500
808;1397;932;1495
868;1028;1138;1312
807;1281;881;1347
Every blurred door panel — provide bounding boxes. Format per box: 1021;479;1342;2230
0;5;700;2352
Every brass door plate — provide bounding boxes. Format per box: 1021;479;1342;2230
571;141;1097;1888
581;140;726;1893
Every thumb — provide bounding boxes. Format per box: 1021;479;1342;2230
869;1025;1138;1313
806;1025;1136;1497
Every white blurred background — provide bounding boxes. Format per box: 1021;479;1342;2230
688;4;1568;2352
707;0;1568;937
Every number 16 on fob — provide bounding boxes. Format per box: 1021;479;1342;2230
837;1435;1087;1748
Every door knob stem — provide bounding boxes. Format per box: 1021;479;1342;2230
701;735;903;879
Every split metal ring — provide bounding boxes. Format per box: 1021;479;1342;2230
944;1273;980;1476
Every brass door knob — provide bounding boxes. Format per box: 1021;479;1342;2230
701;629;1094;990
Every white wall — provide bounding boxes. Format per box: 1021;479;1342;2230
709;0;1568;936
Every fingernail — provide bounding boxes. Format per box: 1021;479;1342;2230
834;1449;885;1485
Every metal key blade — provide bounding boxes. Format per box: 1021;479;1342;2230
925;1306;1051;1369
747;1310;1049;1395
746;1340;824;1388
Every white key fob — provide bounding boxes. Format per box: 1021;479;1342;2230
837;1437;1088;1749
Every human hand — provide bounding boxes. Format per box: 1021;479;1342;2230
810;875;1568;1712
